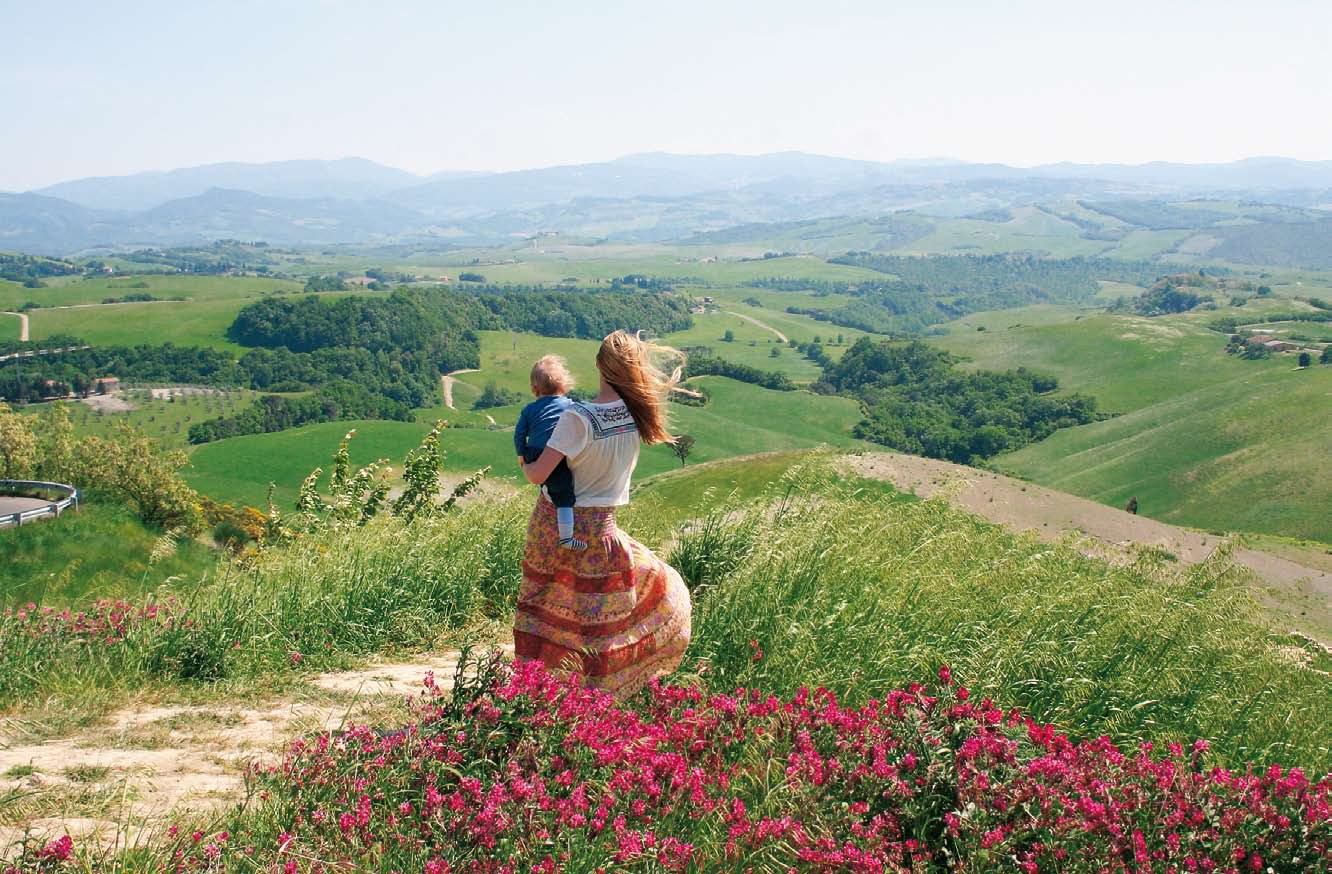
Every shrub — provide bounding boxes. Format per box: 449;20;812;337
473;381;525;410
133;656;1331;872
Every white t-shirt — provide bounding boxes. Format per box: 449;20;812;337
545;399;640;507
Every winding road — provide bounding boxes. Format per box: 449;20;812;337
441;368;479;410
725;311;788;343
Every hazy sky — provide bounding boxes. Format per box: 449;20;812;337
4;0;1330;190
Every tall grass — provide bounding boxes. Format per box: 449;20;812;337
675;474;1332;771
3;462;1328;772
0;503;217;607
0;496;527;708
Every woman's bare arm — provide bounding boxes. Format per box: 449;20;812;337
522;446;566;485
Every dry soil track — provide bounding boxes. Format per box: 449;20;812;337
0;646;512;852
845;452;1331;637
724;311;788;343
441;368;479;409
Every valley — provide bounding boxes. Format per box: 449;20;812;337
4;161;1331;872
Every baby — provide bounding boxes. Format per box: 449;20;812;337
514;354;584;550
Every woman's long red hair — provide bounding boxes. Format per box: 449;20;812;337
596;330;688;445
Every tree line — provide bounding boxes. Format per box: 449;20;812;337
816;337;1100;463
2;286;694;443
759;255;1173;335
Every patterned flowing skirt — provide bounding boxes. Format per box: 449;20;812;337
514;497;692;698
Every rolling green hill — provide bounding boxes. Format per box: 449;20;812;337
933;306;1332;541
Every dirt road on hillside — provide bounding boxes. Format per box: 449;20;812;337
3;312;28;342
845;452;1331;633
441;368;479;409
725;311;788;343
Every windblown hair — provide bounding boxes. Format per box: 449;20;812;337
530;354;575;396
596;330;687;445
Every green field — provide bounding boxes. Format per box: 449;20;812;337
27;298;251;351
0;273;303;312
185;376;868;508
30;389;260;450
1;309;20;341
934;307;1332;541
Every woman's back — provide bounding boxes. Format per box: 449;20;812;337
546;399;640;508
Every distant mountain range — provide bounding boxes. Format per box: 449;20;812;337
3;153;1331;255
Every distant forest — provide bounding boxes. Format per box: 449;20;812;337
0;286;693;442
818;337;1100;463
758;254;1171;334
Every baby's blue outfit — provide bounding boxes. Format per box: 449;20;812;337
515;395;577;542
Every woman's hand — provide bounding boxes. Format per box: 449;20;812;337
522;446;566;485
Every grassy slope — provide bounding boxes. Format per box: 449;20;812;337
934;306;1332;541
0;274;303;311
185;376;868;508
27;298;252;351
1;503;218;607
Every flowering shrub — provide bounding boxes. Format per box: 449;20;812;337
0;597;182;646
119;656;1327;873
3;835;72;874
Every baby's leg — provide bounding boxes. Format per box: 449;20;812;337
545;460;584;551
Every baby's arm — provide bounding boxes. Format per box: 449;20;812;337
513;405;530;460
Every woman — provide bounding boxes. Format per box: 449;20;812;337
516;330;692;698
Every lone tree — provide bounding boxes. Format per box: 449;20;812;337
722;329;735;343
670;434;696;466
1298;351;1313;368
1322;347;1332;365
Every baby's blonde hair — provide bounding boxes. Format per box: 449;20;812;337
530;354;575;396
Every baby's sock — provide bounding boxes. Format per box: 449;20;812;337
556;506;585;551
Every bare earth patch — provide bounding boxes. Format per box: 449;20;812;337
77;394;135;413
843;452;1332;641
0;647;511;853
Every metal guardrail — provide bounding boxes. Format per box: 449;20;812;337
0;480;80;529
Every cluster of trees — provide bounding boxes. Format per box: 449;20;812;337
0;254;82;287
304;274;349;292
467;286;694;338
101;292;184;305
1134;278;1213;316
817;338;1099;463
186;381;413;444
121;240;285;275
0;402;201;532
1079;200;1233;230
611;274;673;290
831;253;1167;297
682;350;796;391
229;287;692;353
473;382;525;410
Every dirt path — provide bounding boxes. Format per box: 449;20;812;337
845;452;1331;636
48;300;190;311
441;368;479;410
0;646;512;851
3;312;30;342
725;311;788;343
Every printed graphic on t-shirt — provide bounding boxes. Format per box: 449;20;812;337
573;401;637;440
